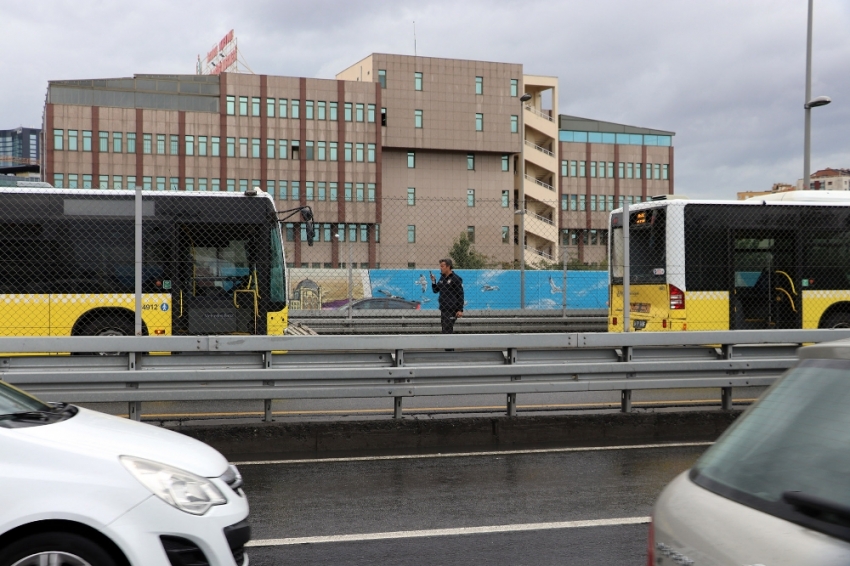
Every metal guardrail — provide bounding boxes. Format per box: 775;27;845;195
288;309;607;334
3;329;850;422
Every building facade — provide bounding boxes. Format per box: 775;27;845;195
0;126;41;176
42;54;670;269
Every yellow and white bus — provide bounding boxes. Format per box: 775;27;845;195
0;186;296;337
608;192;850;332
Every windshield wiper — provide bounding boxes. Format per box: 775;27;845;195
783;491;850;523
0;409;59;422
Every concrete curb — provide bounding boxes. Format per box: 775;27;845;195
170;410;742;459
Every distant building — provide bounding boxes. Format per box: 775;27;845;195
737;182;795;201
0;126;40;176
797;168;850;191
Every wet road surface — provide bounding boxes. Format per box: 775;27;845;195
237;442;708;565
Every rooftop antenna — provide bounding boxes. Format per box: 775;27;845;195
413;21;417;56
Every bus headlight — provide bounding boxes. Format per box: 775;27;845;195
120;456;227;515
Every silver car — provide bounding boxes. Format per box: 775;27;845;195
650;339;850;565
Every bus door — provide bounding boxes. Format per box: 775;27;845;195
174;224;259;335
731;230;799;329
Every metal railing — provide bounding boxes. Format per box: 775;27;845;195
3;329;849;422
524;139;554;157
524;174;555;191
524;105;554;122
524;209;555;225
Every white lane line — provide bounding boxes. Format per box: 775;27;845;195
234;441;712;466
246;516;651;547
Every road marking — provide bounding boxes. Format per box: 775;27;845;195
246;516;651;547
234;441;712;466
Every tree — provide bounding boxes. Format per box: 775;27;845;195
448;233;488;269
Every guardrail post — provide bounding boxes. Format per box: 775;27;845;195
507;393;517;417
129;400;141;421
394;396;403;419
127;352;141;421
506;348;519;417
721;387;733;411
263;351;275;422
621;390;632;413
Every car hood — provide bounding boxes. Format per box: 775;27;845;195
15;406;229;477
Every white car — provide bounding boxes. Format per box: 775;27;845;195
650;339;850;565
0;380;250;566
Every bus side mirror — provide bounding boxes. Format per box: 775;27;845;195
301;207;315;246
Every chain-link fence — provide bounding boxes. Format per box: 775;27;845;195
611;200;850;332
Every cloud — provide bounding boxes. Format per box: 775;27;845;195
3;0;848;199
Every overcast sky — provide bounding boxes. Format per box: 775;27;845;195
3;0;848;198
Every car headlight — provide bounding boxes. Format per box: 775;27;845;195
120;456;227;515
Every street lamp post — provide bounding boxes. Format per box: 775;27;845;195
335;232;353;322
518;92;532;309
803;0;831;191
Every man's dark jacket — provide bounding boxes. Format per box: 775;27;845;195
432;272;464;314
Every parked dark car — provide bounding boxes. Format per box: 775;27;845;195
339;298;421;311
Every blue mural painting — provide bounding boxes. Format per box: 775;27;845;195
368;269;608;310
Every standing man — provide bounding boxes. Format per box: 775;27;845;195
431;258;464;334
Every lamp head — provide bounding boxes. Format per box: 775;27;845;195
805;95;831;109
520;93;532;102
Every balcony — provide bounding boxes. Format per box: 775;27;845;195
524;142;556;172
523;105;558;138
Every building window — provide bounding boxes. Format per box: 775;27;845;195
344;103;352;122
142;133;151;154
655;163;661;179
186;135;195;156
579;161;586;177
561;160;568;177
329;141;337;161
305;141;314;160
239;179;248;193
317;141;326;161
590;161;597;178
305;181;314;200
318;182;326;201
381;108;387;126
330;182;338;201
511;115;518;133
344;142;352;162
199;178;208;192
607;162;614;178
561;195;568;210
252;97;260;116
113;175;123;190
414;72;423;91
502;190;509;207
618;162;624;178
467;189;475;207
590;195;597;211
291;140;300;160
112;132;122;153
662;164;669;180
579;195;586;211
367;183;376;202
329;101;338;121
626;163;634;179
414;109;423;128
367;143;375;162
570;161;577;177
68;130;78;151
279;98;288;118
407;225;415;243
185;178;195;191
126;132;135;153
356;183;364;202
226;137;235;157
278;139;288;159
54;173;64;187
239;96;248;116
156;177;165;191
267;139;275;159
170;135;179;155
467;154;475;170
199;136;208;156
99;131;108;152
407;187;415;206
239;138;248;158
278;180;287;199
52;129;64;151
467;226;476;243
288;100;299;119
475;113;483;131
344;183;352;202
378;69;386;89
306;100;314;120
355;143;364;162
502;226;510;243
291;181;300;199
510;79;518;97
266;98;275;117
318;101;326;120
598;161;606;179
475;76;483;95
356;103;364;122
82;131;92;152
226;95;235;115
367;104;376;123
67;174;78;188
502;155;509;172
407;151;415;168
349;224;357;243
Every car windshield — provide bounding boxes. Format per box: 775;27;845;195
692;359;850;534
0;381;53;416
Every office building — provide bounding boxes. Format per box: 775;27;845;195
0;126;41;176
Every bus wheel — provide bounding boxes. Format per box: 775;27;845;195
79;318;133;356
824;313;850;328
